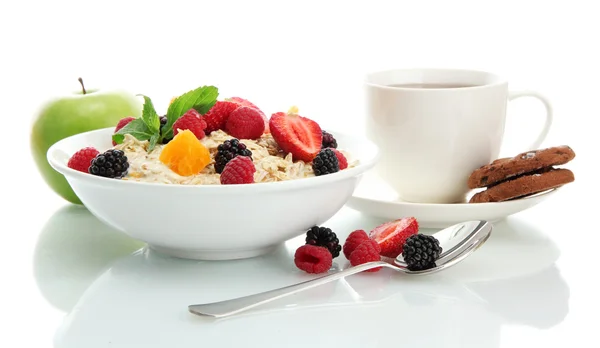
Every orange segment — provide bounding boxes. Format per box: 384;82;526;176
159;129;211;176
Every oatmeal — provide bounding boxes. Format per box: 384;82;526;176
114;130;356;185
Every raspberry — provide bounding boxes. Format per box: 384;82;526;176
227;96;269;131
112;116;136;145
203;101;239;134
173;109;207;140
321;130;338;149
89;149;129;178
220;156;256;184
349;240;382;272
342;229;370;259
67;147;100;173
312;148;339;176
331;149;348;170
225;106;266;140
215;138;253;174
294;245;332;274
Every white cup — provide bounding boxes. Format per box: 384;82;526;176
365;68;553;204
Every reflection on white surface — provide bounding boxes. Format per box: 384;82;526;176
438;218;561;282
33;205;145;312
46;211;569;348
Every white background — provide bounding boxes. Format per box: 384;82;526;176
1;0;597;347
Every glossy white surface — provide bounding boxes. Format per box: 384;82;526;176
47;128;378;260
365;68;553;204
347;172;560;228
2;1;598;347
29;204;588;348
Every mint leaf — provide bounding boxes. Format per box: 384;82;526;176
112;118;153;144
148;133;160;152
163;85;218;139
140;95;160;133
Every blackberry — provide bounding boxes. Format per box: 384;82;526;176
89;149;129;178
305;226;341;258
215;138;252;174
401;234;443;271
159;116;171;144
312;148;339;176
321;130;338;149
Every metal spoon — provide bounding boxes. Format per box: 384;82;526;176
188;220;492;318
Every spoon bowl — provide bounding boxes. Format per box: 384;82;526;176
189;220;492;318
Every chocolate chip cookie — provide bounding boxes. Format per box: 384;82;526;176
468;146;575;189
469;168;574;203
467;145;576;203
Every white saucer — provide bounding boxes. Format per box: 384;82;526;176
346;173;558;228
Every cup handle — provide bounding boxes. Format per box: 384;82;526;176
507;90;553;150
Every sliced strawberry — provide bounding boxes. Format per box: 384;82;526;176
369;217;419;258
269;107;322;162
226;97;269;132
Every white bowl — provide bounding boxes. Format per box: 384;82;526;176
47;128;379;260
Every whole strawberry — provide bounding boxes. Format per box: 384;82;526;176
369;217;419;258
225;106;265;140
112;116;136;145
269;107;322;162
203;101;239;134
173;109;207;140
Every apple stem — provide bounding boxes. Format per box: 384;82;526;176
78;77;87;95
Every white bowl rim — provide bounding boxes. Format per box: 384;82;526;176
47;127;380;193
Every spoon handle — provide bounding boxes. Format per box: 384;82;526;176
188;261;391;318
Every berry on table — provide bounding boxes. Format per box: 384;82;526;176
343;229;370;259
203;100;239;134
67;147;100;173
173;109;207;140
112;116;136;145
89;149;129;178
220;156;256;185
305;226;342;258
214;138;253;174
321;130;338;149
349;239;382;272
401;234;442;271
294;245;333;274
312;148;339;176
225;106;266;140
269;106;322;162
369;217;419;258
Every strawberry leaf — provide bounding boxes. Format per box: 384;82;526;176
163;86;218;139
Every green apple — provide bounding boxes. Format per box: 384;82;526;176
31;78;142;204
